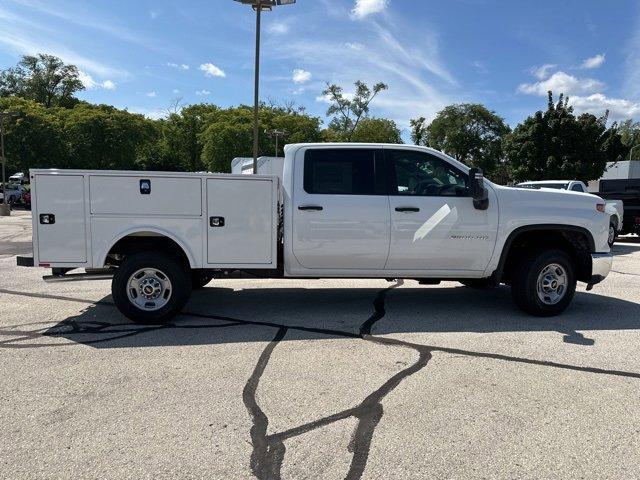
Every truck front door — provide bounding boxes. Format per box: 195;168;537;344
292;148;390;269
384;148;498;272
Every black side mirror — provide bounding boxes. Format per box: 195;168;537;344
469;167;489;210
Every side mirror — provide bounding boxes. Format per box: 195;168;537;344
469;167;489;210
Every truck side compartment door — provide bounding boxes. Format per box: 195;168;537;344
291;148;390;270
384;149;498;272
34;174;87;264
206;177;276;266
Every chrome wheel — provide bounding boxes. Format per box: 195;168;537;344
536;263;568;305
126;268;172;311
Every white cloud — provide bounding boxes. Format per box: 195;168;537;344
199;63;226;78
570;94;640;120
267;21;289;34
272;18;453;132
518;71;604;96
196;89;211;96
292;68;312;84
78;71;116;90
166;62;189;70
531;64;556;80
315;92;355;103
581;53;605;69
146;91;156;98
345;42;364;51
150;10;160;20
351;0;388;19
172;89;180;94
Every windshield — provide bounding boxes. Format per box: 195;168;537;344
517;182;569;190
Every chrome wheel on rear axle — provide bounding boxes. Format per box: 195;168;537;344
126;268;172;311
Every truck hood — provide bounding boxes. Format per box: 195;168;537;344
500;184;602;204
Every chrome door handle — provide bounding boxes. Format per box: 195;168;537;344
395;207;420;213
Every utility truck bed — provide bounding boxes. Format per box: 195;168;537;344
29;170;279;270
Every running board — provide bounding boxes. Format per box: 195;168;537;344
43;270;114;283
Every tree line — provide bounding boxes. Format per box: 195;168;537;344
1;54;639;183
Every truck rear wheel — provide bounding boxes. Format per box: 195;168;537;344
511;249;576;317
112;251;192;324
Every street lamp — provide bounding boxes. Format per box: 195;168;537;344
265;129;286;157
0;111;19;217
233;0;296;174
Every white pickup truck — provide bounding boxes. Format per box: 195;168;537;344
17;143;613;323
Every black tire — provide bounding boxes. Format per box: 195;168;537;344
608;219;617;247
112;251;192;324
511;249;576;317
191;270;215;290
459;278;497;289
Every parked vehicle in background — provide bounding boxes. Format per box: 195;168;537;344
0;183;26;207
596;179;640;237
517;180;624;246
18;144;613;323
9;172;27;184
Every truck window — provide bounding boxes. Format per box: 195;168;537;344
386;150;468;197
571;184;585;192
303;149;377;195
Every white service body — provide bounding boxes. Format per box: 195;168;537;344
30;171;278;270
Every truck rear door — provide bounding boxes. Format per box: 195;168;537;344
34;174;87;264
291;148;390;270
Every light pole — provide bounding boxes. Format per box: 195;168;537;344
0;111;19;217
265;129;286;157
233;0;296;173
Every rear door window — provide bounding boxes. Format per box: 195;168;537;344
303;149;381;195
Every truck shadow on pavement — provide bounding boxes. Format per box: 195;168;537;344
1;283;640;350
2;283;640;480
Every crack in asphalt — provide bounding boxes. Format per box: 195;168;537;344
2;284;640;479
241;280;432;480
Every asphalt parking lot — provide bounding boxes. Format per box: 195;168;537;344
1;210;640;479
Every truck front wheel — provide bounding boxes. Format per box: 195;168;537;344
112;251;192;324
511;249;576;317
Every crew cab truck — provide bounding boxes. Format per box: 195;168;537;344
17;143;613;323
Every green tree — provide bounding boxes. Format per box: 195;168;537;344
413;103;510;177
0;97;68;174
0;54;84;108
350;117;402;143
618;119;640;159
409;116;427;145
58;104;158;170
503;92;629;182
200;105;322;172
322;81;388;141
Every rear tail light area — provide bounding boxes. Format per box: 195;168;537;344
596;203;606;213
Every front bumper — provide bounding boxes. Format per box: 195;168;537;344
588;253;613;286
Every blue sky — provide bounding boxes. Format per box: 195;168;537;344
1;0;640;138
